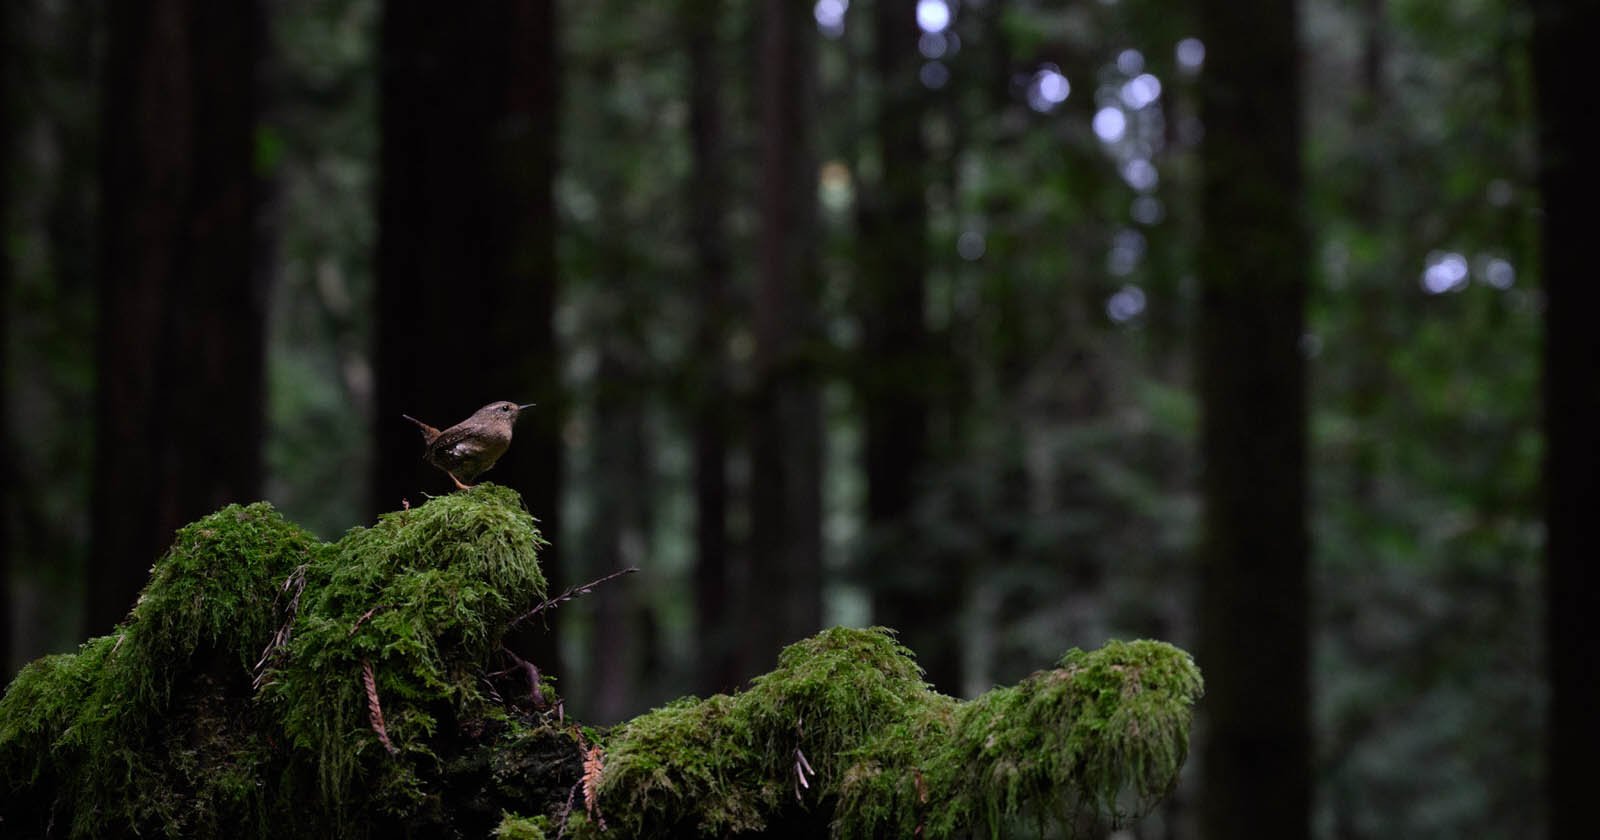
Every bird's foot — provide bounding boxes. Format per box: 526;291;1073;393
449;473;475;491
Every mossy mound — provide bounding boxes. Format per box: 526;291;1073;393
584;629;1202;839
0;486;570;839
258;483;552;821
3;487;1202;839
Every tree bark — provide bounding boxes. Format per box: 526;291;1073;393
1530;1;1600;835
373;0;563;670
744;0;822;679
684;0;739;696
90;0;266;635
0;0;13;678
1196;0;1310;837
859;0;954;691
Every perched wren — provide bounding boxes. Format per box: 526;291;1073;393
402;401;535;490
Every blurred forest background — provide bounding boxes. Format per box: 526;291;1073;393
1;0;1593;838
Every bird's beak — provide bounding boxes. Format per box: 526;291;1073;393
518;403;537;411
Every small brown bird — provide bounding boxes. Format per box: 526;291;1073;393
402;401;535;490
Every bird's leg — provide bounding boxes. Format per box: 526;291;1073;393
448;472;474;491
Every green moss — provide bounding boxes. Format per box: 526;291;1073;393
494;811;552;839
2;488;1201;839
0;636;115;789
832;693;961;839
592;632;1202;840
258;483;550;819
0;504;320;838
598;694;774;837
736;627;928;791
949;639;1204;837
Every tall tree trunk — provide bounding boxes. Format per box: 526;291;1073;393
1530;1;1600;835
684;0;738;696
744;0;822;678
89;0;265;635
860;0;951;690
374;0;562;669
1196;0;1310;836
0;0;13;678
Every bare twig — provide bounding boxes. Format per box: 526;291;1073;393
793;715;815;801
253;564;309;689
556;778;581;840
363;659;399;756
347;604;394;637
794;747;815;800
507;567;639;629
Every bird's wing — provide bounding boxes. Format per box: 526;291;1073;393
431;426;493;463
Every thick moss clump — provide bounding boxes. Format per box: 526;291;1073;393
592;630;1203;839
0;504;320;837
3;487;1202;839
0;487;561;839
258;484;550;820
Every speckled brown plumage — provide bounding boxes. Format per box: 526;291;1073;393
402;401;534;490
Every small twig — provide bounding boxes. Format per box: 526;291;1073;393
794;748;815;799
508;567;639;629
253;564;309;688
363;659;399;756
347;604;395;637
556;778;581;840
793;715;815;801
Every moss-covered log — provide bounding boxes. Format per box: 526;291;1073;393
1;487;1201;838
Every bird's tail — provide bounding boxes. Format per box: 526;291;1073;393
401;414;441;444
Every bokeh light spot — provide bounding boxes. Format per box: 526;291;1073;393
958;230;986;261
1120;73;1162;109
1481;256;1516;289
1122;158;1159;191
1117;48;1145;75
815;0;848;38
1176;38;1205;73
1093;107;1127;143
1027;66;1070;112
1421;251;1470;294
1107;285;1147;322
917;0;950;33
1131;195;1165;225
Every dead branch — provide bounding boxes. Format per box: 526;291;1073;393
507;567;639;629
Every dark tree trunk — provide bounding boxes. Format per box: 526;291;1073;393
1530;1;1600;835
1195;0;1310;837
89;0;265;635
859;0;952;691
374;0;563;670
0;0;13;678
743;0;822;679
684;0;738;696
